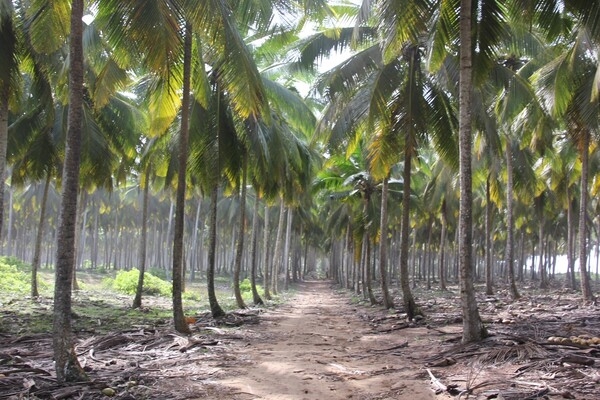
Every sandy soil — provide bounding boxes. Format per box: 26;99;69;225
201;280;448;400
4;279;598;399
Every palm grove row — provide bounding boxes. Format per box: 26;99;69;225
1;0;599;383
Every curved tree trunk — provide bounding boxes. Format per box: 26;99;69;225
262;204;272;300
171;22;193;334
458;0;486;343
133;166;150;309
208;184;225;317
578;130;593;301
378;177;394;308
53;0;88;382
504;139;520;299
233;158;248;309
250;193;263;305
32;173;51;298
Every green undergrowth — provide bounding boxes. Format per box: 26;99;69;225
104;269;173;297
0;258;49;295
0;258;283;335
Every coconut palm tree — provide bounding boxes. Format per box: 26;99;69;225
52;0;89;383
534;26;599;301
457;0;486;343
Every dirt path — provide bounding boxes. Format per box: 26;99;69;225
4;280;598;399
210;281;447;400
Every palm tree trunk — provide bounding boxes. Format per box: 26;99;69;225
250;194;263;305
439;200;448;291
171;22;193;334
378;177;394;308
53;0;88;382
538;207;548;289
566;186;575;288
578;130;593;300
344;223;352;288
360;232;367;299
233;158;248;309
400;143;418;319
283;207;293;290
133;167;150;309
485;175;494;294
0;85;8;243
208;184;225;318
425;217;433;290
72;191;86;290
271;198;286;294
458;0;485;343
504;139;520;299
32;173;51;298
262;204;271;299
365;235;377;305
6;187;12;255
191;197;202;281
161;199;175;280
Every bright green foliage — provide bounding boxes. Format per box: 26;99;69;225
0;261;48;294
0;256;33;271
105;270;172;297
239;278;260;293
0;263;29;293
0;257;49;294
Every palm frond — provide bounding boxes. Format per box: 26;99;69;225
290;27;376;72
24;0;70;54
427;0;459;72
314;44;382;100
565;0;600;40
192;36;211;108
367;59;402;130
92;58;129;109
427;84;459;169
96;0;183;74
262;78;316;138
146;73;182;137
187;0;269;121
473;0;509;85
314;85;370;150
367;121;401;180
379;0;433;62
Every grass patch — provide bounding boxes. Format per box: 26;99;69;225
0;259;283;336
104;269;172;297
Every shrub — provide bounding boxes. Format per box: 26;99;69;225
107;270;172;297
0;256;32;272
239;278;264;294
0;258;49;295
239;278;252;293
0;263;28;293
